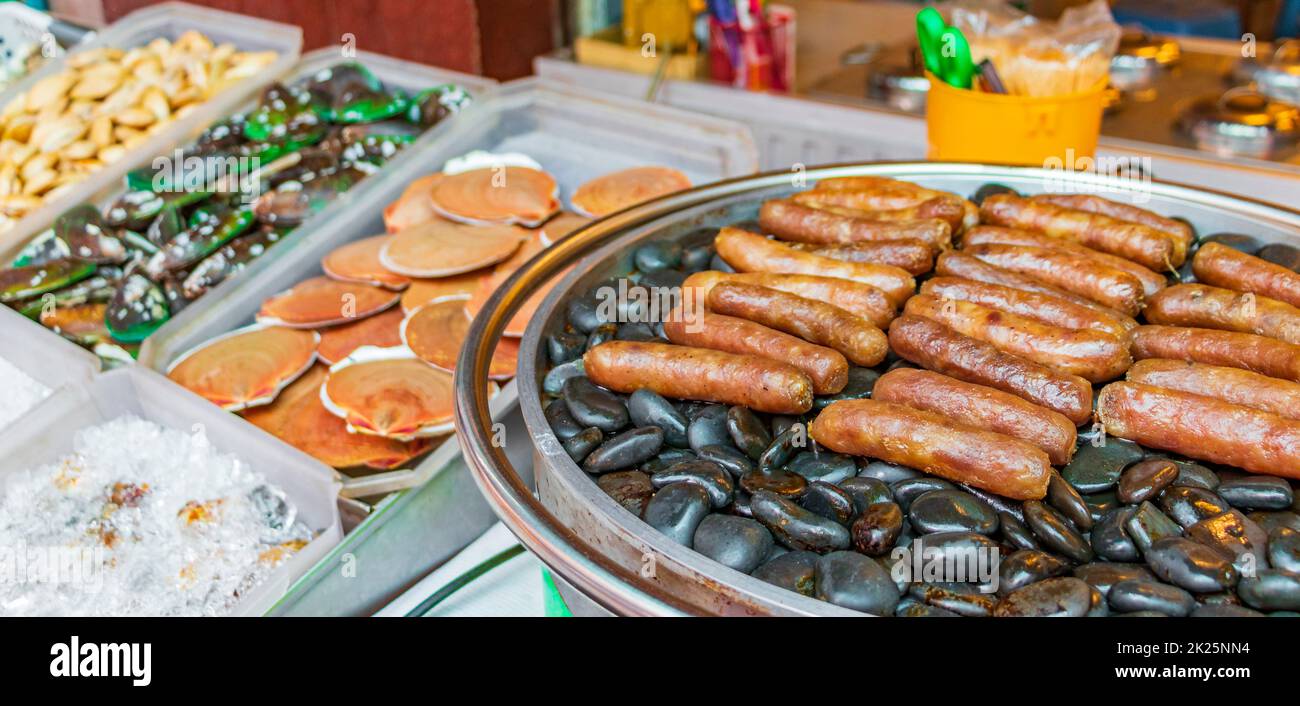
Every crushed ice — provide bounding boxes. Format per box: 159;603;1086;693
0;416;313;616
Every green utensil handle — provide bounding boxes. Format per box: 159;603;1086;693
915;7;945;77
940;27;975;90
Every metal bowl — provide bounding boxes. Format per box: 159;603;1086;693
454;162;1300;617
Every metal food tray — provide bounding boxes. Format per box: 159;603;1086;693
0;365;341;617
1;47;495;363
201;81;759;615
456;161;1300;617
0;2;303;253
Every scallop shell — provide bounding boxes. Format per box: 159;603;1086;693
571;166;691;218
320;346;455;440
400;272;488;314
256;276;401;329
321;235;411;290
382;173;442;233
464;230;571;338
166;324;319;411
378;217;524;277
430;166;560;227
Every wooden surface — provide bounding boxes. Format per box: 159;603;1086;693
97;0;558;79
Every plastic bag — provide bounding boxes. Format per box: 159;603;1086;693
949;0;1120;97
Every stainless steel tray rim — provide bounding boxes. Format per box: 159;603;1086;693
457;161;1300;617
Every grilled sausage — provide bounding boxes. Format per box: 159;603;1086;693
757;199;952;249
813;176;977;230
663;309;849;394
810;399;1052;500
682;270;894;328
1030;193;1194;254
792;191;966;230
935;251;1137;330
1193;241;1300;310
872;368;1078;465
887;314;1093;424
583;340;814;414
813;238;935;275
706;283;888;367
980;193;1182;270
1126;358;1300;422
921;276;1133;339
1145;283;1300;345
962;225;1167;298
964;242;1145;316
714;227;916;307
904;293;1131;382
1097;381;1300;480
1129;325;1300;382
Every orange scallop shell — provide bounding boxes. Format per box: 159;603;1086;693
571;166;691;217
316;306;405;365
322;356;455;440
403;299;519;379
378;218;524;277
321;235;411;290
242;365;433;470
431;166;560;226
257;276;401;328
167;325;318;411
383;173;442;233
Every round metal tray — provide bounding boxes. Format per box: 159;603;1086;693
454;162;1300;617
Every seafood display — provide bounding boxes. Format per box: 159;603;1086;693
0;31;279;234
0;354;49;429
167;157;690;476
0;416;313;616
0;61;472;360
537;175;1300;616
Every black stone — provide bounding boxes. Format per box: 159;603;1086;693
838;477;893;515
564;427;603;464
1047;471;1093;531
697;444;754;477
687;404;730;452
998;549;1071;596
999;511;1039;551
1125;501;1182;552
814;551;901;615
1092;506;1140;562
740;468;808;498
726;406;771;461
1108;579;1195;617
909;489;999;535
786;451;856;485
811;367;878;410
544;359;586;395
800;480;856;526
1217;475;1294;510
994;577;1093;617
1268;527;1300;573
561;376;629;432
627;388;689;448
546;331;586;364
857;460;921;483
545;398;583;440
633;241;682;273
582;426;662;473
891;477;957;513
1144;537;1239;593
851;502;903;556
1257;242;1300;272
1237;570;1300;611
1158;486;1230;528
692;514;774;574
1023;500;1093;563
642;481;711;547
752;550;817;596
1061;438;1143;493
1073;562;1155;599
1117;458;1179;505
650;459;734;508
751;490;851;553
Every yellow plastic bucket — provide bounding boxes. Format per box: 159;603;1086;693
925;71;1108;166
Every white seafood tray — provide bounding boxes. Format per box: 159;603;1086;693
0;365;342;616
0;305;99;429
0;47;497;361
140;78;759;500
0;2;304;254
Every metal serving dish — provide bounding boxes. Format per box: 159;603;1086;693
455;162;1300;617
